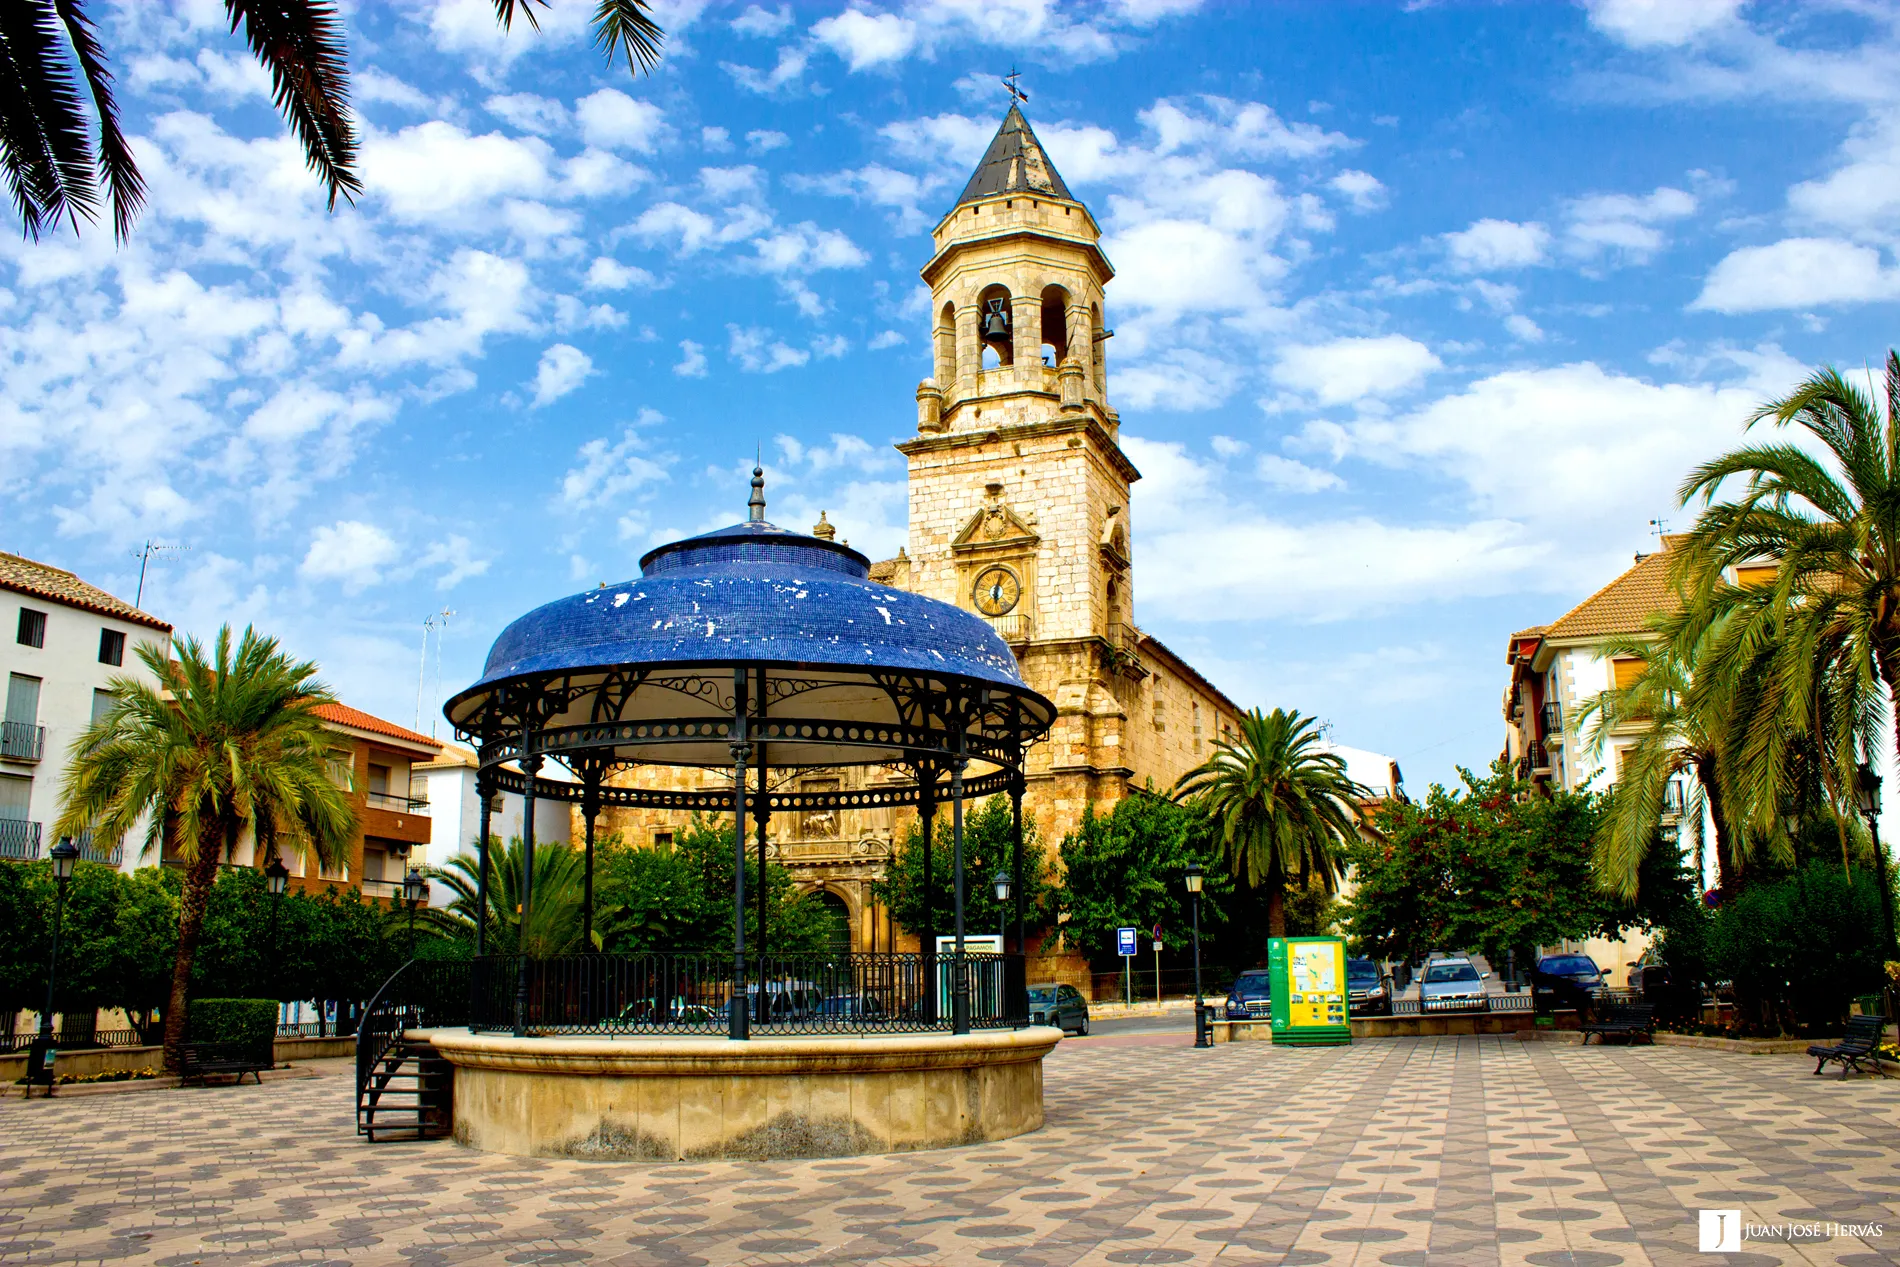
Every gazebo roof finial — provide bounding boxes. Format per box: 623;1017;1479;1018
748;462;766;523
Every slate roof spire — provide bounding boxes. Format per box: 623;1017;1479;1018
953;103;1074;209
748;464;766;522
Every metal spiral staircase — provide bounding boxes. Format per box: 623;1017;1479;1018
355;960;469;1142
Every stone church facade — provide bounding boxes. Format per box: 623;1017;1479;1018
594;107;1247;954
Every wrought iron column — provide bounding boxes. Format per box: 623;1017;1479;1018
756;667;770;962
1010;771;1025;957
474;774;493;958
581;766;601;953
514;747;543;1037
918;764;937;1021
951;716;970;1035
729;668;751;1040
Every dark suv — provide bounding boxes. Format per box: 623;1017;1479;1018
1224;969;1272;1019
1532;953;1604;1010
1347;958;1391;1016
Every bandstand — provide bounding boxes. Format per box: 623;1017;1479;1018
355;471;1062;1160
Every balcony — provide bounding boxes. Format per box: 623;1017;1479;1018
1105;622;1148;679
1662;780;1686;817
77;833;123;867
361;877;404;900
0;819;41;861
1540;701;1563;736
366;790;429;816
985;612;1034;644
0;721;44;762
1527;742;1551;774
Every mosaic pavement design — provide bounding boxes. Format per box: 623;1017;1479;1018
2;1034;1897;1266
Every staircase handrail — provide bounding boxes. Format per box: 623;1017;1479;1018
354;958;471;1136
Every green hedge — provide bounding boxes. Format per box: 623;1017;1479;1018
188;998;277;1051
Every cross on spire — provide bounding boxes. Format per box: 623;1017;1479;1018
1002;67;1028;104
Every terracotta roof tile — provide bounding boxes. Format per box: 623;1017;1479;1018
313;702;441;750
1543;544;1684;641
0;551;170;631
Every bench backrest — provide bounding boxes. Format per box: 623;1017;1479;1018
1840;1014;1887;1051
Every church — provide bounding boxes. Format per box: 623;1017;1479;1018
596;106;1257;954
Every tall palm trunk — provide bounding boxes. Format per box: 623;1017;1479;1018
1266;883;1286;939
160;816;230;1072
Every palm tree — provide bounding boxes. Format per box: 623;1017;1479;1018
425;837;587;957
1575;620;1741;900
1172;708;1366;939
1674;352;1900;849
53;625;355;1071
1;0;662;242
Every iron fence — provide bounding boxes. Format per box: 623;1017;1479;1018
1392;992;1535;1016
0;819;41;861
470;951;1029;1036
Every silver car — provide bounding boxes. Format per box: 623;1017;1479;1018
1026;983;1090;1035
1418;957;1490;1012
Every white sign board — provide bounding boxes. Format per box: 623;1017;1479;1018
1117;926;1138;957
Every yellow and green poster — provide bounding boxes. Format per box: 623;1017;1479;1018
1267;936;1351;1046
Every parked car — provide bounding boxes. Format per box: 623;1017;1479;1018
1224;968;1273;1020
1347;958;1392;1016
1026;983;1090;1035
1418;957;1490;1012
814;993;883;1018
1531;953;1604;1010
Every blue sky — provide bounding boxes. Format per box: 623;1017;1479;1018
3;0;1898;790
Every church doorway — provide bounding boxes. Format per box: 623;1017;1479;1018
811;888;852;956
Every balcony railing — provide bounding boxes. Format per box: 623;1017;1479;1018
365;791;429;815
1540;701;1563;736
77;834;123;867
0;820;42;860
1662;781;1686;816
361;877;405;899
0;721;44;762
1527;741;1550;772
986;612;1033;643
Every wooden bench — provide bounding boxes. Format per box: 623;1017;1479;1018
1808;1015;1890;1079
1580;1003;1655;1045
179;1041;272;1085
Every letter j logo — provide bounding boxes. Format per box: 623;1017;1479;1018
1700;1210;1741;1252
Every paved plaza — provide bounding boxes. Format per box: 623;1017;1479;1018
3;1033;1898;1267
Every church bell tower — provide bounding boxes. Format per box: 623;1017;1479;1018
898;103;1144;818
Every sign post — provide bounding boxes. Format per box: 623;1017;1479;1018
1117;926;1137;1005
1267;936;1352;1046
1152;935;1162;1006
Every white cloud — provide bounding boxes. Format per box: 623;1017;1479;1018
1505;313;1545;342
1272;335;1441;405
1443;218;1550;271
485;93;569;135
361;121;552;222
585;257;654;290
558;419;670;511
1565;186;1696;263
868;330;905;350
747;130;791;154
1691;238;1900;312
301;520;400;593
752;223;869;274
1328;169;1386;211
674;340;708;377
1787;111;1900;232
723;46;808;94
701;126;732;152
1256;454;1343;493
574;90;665;152
414;534;491;590
530;343;594;407
1583;0;1742;48
813;9;919;71
731;3;793;36
728;325;810;373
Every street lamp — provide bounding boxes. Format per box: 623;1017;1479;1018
1858;763;1896;956
266;858;289;897
1185;862;1209;1049
30;837;80;1096
264;858;289;1025
991;868;1012;947
403;866;430;960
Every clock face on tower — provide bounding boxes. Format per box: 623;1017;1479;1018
972;566;1021;616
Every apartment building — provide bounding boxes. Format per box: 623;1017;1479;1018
0;552;171;869
413;742;571;904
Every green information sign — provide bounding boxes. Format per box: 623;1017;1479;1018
1267;936;1352;1046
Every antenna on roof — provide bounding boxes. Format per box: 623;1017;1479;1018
416;608;453;736
131;541;190;608
1649;517;1670;537
1002;67;1028;104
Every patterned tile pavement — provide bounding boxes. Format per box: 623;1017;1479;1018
4;1034;1898;1267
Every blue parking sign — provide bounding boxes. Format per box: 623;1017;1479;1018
1116;926;1138;957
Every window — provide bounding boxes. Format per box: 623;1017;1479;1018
653;829;674;849
1611;658;1645;690
368;763;391;796
5;675;40;729
98;628;125;666
15;609;44;648
1733;563;1777;588
0;774;28;820
91;689;116;725
325;751;355;790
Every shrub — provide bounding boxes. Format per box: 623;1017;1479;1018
188;998;277;1053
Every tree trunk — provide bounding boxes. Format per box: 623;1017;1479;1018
160;819;227;1073
1266;883;1286;938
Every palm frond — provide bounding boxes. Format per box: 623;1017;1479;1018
222;0;361;209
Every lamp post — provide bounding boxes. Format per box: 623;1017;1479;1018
1186;862;1209;1049
30;837;80;1096
265;858;288;1025
1858;764;1896;956
991;868;1012;946
403;865;429;960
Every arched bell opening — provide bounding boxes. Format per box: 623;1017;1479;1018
1089;300;1104;393
1039;285;1070;368
978;284;1014;370
936;301;957;385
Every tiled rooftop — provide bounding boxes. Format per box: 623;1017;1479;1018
0;551;170;631
1542;538;1686;642
312;701;440;750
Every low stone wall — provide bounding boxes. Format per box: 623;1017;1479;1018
1211;1011;1581;1043
0;1034;355;1083
429;1026;1062;1162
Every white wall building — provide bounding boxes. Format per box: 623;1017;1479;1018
0;553;171;870
415;743;572;905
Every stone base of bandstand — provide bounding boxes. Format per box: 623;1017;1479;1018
424;1027;1063;1162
